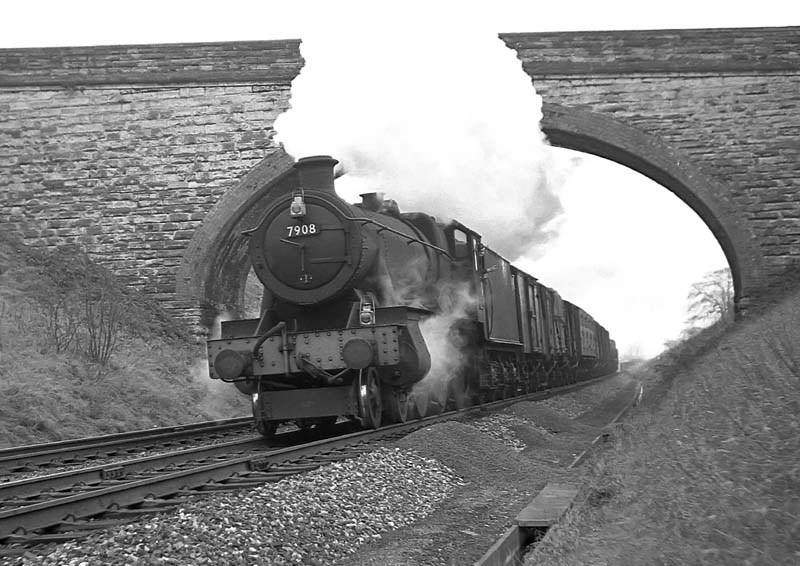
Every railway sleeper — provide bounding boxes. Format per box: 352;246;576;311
64;484;105;492
53;518;138;532
195;481;256;492
246;475;285;483
309;453;352;461
3;531;93;546
122;473;161;480
266;464;322;472
96;479;134;487
256;470;309;479
137;498;191;509
216;478;272;488
0;498;46;507
103;507;169;518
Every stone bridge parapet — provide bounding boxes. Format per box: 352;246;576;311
1;27;798;328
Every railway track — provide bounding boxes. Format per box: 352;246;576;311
0;376;613;556
0;417;254;477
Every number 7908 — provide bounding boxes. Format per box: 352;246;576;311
286;223;318;237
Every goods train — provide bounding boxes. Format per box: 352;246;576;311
207;156;618;439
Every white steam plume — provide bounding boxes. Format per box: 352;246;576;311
192;311;250;417
414;283;477;405
274;3;570;261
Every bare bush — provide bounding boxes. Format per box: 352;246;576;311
74;263;126;365
39;258;85;353
1;238;84;354
0;237;150;365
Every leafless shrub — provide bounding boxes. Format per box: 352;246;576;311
1;235;182;366
686;267;734;327
74;264;126;365
24;246;87;354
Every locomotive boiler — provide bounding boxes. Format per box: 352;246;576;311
206;155;618;439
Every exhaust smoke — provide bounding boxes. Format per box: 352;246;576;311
414;283;477;407
274;3;571;262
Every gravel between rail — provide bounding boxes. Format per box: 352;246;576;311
7;373;634;566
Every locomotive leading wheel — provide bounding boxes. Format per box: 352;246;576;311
358;367;383;429
296;416;338;433
255;419;278;440
252;393;278;441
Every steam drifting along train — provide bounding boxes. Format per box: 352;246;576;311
207;156;618;439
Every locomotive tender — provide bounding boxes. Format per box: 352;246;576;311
207;155;618;439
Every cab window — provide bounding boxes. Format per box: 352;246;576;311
453;228;469;259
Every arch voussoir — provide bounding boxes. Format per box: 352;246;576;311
175;149;297;330
541;102;764;310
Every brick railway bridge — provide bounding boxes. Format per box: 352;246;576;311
1;26;798;330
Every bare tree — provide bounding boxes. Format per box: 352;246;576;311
686;268;734;327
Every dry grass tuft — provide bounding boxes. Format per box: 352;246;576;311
528;289;800;566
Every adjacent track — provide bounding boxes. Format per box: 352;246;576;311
0;376;614;554
0;417;254;476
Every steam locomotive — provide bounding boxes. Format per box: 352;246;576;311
207;155;618;439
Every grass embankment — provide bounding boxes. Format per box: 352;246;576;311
529;291;800;565
0;235;248;448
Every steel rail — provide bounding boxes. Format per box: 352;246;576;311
0;438;269;503
0;425;395;542
0;421;357;504
0;417;254;472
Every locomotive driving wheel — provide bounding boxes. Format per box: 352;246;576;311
384;388;410;424
358;367;383;429
430;380;448;415
408;386;429;419
447;374;472;410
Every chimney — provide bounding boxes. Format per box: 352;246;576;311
294;155;338;192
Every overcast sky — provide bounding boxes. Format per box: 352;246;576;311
3;1;797;359
3;1;798;47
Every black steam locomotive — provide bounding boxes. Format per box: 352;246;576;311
207;156;618;439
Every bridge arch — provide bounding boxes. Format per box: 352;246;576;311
175;150;298;328
178;103;763;324
540;102;762;311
